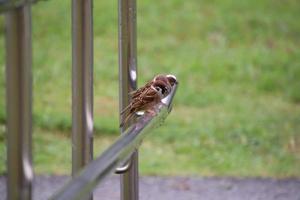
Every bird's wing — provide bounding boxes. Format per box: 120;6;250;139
120;87;160;127
129;81;153;99
131;87;160;110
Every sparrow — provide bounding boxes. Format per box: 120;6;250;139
120;74;177;127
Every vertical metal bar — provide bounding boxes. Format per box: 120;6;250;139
5;5;33;200
71;0;94;195
118;0;139;200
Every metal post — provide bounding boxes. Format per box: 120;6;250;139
118;0;139;199
71;0;94;192
5;5;33;200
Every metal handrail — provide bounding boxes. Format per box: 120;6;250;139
49;83;178;200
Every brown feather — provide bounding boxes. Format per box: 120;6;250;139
120;74;176;127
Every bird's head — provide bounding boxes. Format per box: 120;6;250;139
151;74;178;97
152;81;170;98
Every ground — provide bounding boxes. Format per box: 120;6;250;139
1;175;300;200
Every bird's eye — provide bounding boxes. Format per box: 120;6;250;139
155;86;162;93
163;87;169;94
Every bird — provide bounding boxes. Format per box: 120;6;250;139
120;74;177;127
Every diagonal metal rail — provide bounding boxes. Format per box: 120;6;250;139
49;83;178;200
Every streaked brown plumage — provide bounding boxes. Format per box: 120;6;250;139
120;74;177;127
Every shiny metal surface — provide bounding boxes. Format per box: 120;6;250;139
5;5;33;200
50;83;178;200
71;0;94;181
115;160;132;174
118;0;137;124
118;0;138;199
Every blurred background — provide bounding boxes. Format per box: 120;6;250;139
0;0;299;177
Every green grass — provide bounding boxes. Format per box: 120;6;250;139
0;0;300;177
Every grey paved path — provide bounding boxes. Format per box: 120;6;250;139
1;175;300;200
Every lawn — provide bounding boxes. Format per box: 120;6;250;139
0;0;300;177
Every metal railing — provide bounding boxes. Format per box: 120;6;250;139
5;4;33;200
1;0;178;199
118;0;139;199
50;85;178;200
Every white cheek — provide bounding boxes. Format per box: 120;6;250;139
159;91;164;98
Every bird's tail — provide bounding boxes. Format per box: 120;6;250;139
120;103;131;115
119;112;135;128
